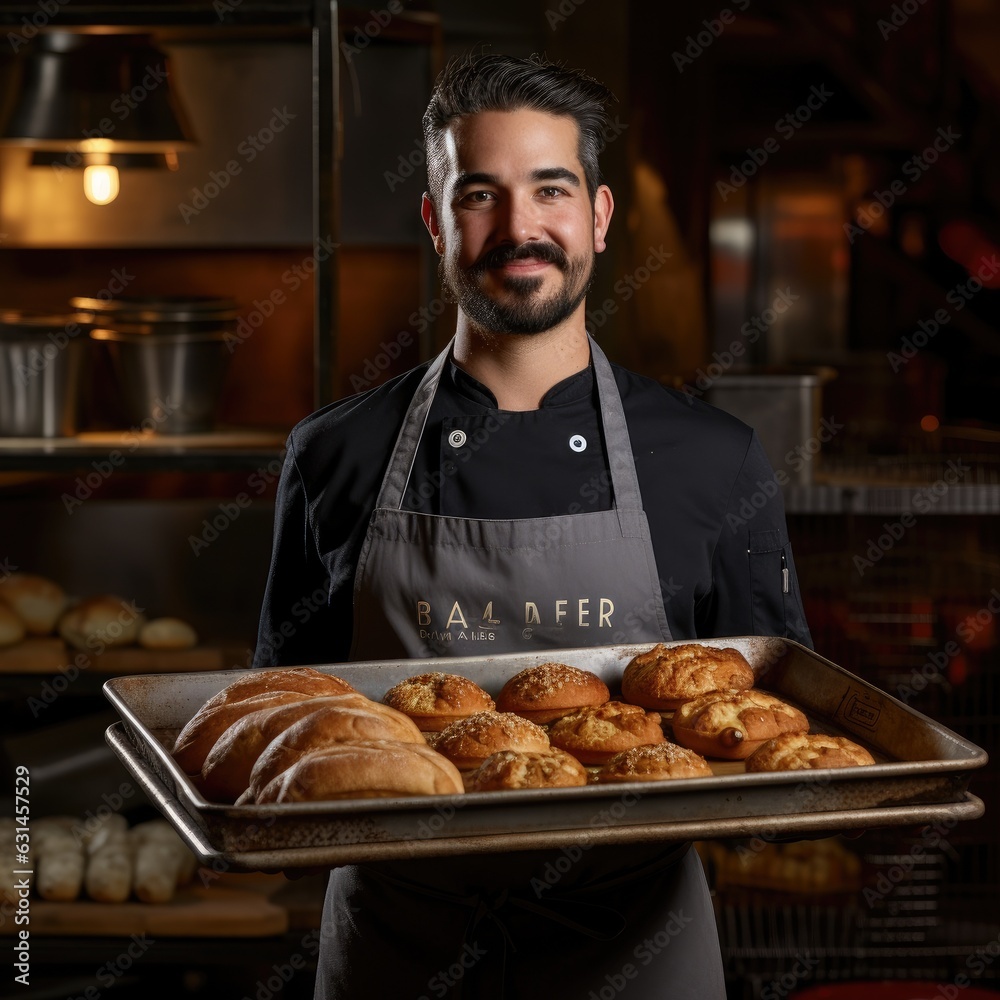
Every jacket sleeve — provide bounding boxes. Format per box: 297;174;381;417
697;432;813;647
252;436;350;667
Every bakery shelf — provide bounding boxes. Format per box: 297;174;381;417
0;429;286;473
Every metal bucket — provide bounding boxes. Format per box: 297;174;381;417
90;326;231;434
0;312;89;437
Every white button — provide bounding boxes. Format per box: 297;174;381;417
448;429;467;448
569;434;587;452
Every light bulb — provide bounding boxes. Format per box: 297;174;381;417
83;164;120;205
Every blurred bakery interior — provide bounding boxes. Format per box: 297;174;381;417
0;0;997;997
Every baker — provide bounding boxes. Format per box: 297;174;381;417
254;52;812;1000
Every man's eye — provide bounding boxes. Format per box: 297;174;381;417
463;191;494;204
539;187;564;198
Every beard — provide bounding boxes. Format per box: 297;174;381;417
440;241;594;335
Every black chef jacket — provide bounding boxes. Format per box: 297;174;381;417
253;355;811;666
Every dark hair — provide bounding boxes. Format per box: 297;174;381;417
422;52;615;208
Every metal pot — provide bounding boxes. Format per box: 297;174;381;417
90;326;231;434
0;311;89;437
70;295;238;337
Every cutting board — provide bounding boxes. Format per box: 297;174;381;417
0;638;228;674
0;884;288;937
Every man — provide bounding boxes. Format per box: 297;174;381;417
256;52;811;999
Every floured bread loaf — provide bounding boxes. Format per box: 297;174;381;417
622;643;754;710
496;662;610;723
464;748;587;791
745;733;875;772
596;742;713;783
672;689;809;760
0;573;66;635
383;672;495;731
548;701;665;765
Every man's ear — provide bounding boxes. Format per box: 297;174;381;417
421;193;444;254
593;184;614;254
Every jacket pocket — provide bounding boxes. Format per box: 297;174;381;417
748;528;789;636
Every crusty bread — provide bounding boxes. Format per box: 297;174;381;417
0;573;67;635
622;643;754;710
672;689;809;760
0;603;25;647
255;739;464;802
464;748;588;791
596;742;713;783
383;672;495;731
172;690;312;775
745;733;876;772
548;701;665;765
139;617;197;651
200;666;354;712
433;711;550;770
496;662;610;723
217;695;424;803
58;595;144;651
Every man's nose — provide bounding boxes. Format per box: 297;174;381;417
495;192;542;245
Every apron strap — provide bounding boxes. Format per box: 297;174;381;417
375;335;645;517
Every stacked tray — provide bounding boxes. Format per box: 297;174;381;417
103;637;987;872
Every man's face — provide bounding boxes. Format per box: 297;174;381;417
422;109;613;336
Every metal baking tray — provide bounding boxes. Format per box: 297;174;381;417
103;637;988;871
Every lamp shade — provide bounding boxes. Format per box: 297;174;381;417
0;31;195;153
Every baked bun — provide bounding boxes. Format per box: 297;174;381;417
255;740;464;802
433;712;550;770
596;742;713;783
745;733;876;772
139;617;197;650
0;603;26;647
622;643;754;710
58;595;144;651
199;693;414;802
172;690;311;775
383;672;495;731
548;701;665;765
246;697;427;800
0;573;67;635
496;662;610;723
200;666;354;712
464;748;588;791
672;690;809;760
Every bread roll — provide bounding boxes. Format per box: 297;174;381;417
58;595;144;651
496;662;610;724
548;701;665;765
255;740;464;802
433;712;550;770
464;748;588;791
37;830;85;902
202;693;422;803
383;672;495;731
0;573;67;635
172;690;312;775
0;604;25;647
246;697;427;800
596;742;713;783
200;666;354;712
139;617;197;650
745;733;876;772
622;643;754;710
130;820;196;887
672;689;809;760
84;831;133;903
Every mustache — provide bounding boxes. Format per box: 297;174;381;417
470;242;569;274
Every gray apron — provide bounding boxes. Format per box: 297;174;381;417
348;336;672;658
316;337;726;999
